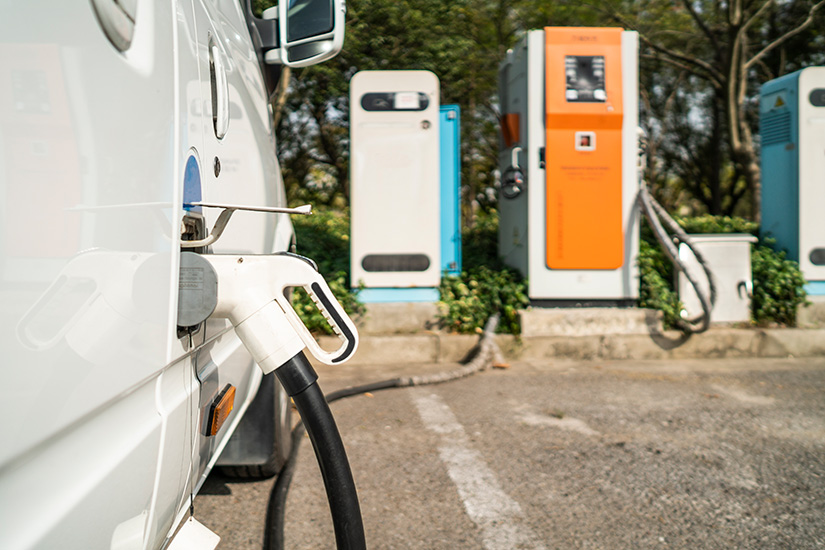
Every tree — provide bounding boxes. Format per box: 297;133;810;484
271;0;825;222
276;0;476;206
611;0;825;221
275;0;616;219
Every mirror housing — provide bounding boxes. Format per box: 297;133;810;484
262;0;345;68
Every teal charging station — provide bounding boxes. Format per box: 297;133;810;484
760;67;825;296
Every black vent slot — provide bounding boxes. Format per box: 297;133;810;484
810;248;825;266
761;111;791;146
362;254;430;272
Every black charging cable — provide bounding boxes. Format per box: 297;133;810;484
272;351;366;550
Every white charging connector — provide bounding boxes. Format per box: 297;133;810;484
203;253;359;373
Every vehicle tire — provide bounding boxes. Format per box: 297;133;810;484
218;371;292;479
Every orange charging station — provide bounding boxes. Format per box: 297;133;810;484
498;27;640;304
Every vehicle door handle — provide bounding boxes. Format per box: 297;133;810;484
209;39;229;139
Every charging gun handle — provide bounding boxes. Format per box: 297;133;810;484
272;255;359;365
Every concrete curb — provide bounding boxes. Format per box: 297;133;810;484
321;328;825;366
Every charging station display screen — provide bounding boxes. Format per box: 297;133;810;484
565;56;606;103
360;92;430;112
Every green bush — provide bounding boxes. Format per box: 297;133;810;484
637;239;683;328
291;208;807;333
293;209;351;277
751;242;807;326
435;209;529;335
437;265;529;335
676;214;758;236
461;210;506;271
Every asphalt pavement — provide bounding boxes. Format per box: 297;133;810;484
195;357;825;549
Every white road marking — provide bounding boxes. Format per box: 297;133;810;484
517;410;599;436
711;384;776;405
411;390;547;550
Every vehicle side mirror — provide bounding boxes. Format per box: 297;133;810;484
262;0;345;68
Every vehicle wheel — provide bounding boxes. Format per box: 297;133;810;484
218;371;292;479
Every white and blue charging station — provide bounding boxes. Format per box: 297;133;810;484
760;67;825;296
350;70;461;303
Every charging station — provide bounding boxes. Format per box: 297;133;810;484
498;27;640;304
760;67;825;297
351;70;461;302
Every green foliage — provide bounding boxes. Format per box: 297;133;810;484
436;209;529;334
290;209;807;334
292;209;351;276
639;214;758;249
751;242;807;326
618;0;825;218
291;209;365;334
437;266;528;335
638;238;683;329
461;210;505;271
676;215;758;236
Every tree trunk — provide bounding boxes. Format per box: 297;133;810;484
724;32;762;222
271;67;291;129
725;97;761;222
733;123;762;222
708;95;724;215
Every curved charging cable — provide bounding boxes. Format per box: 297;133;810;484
274;351;366;550
636;135;716;333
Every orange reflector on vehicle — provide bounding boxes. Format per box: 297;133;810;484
206;384;235;436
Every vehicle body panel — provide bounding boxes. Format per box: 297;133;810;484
0;0;289;547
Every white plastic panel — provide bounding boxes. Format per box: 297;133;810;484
797;67;825;281
0;374;163;549
192;0;287;256
350;70;441;288
0;0;178;497
678;234;757;323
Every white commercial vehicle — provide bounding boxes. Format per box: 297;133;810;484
0;0;346;548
